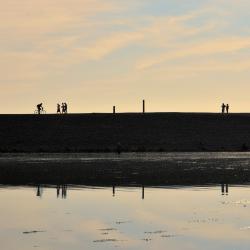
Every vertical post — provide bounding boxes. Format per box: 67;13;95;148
142;186;145;200
113;106;116;114
113;185;115;197
143;100;145;114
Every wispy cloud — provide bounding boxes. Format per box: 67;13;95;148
136;37;250;70
71;31;144;61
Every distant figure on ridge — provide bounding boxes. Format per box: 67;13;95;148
226;104;229;114
57;103;61;114
37;103;43;114
62;103;65;114
64;102;68;114
221;103;226;114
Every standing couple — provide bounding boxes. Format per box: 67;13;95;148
57;102;68;114
221;103;229;114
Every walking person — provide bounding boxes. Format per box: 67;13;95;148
57;103;61;114
64;102;68;114
221;103;226;114
226;104;229;114
61;103;65;114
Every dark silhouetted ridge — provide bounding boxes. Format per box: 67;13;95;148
1;112;250;152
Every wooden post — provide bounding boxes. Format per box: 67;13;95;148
143;100;145;113
142;186;144;200
113;106;116;114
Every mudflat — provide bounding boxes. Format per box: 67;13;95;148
0;113;250;152
1;152;250;185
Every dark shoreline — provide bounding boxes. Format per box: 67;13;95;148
1;112;250;153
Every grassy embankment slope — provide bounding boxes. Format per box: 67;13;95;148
0;113;250;152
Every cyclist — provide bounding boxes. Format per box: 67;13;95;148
37;103;43;114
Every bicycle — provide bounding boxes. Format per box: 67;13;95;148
34;109;46;114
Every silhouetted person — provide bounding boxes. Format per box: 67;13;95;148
221;103;226;114
62;102;68;114
37;103;43;114
226;104;229;114
64;103;68;114
61;103;65;114
57;104;61;114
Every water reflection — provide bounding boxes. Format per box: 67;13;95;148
35;184;232;200
37;185;68;199
1;185;250;250
36;185;148;200
221;184;229;195
36;185;43;198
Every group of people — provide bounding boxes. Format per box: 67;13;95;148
36;102;68;114
57;102;68;114
221;103;230;114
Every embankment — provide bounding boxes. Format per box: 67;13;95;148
1;113;250;152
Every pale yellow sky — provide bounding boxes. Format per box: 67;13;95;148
0;0;250;113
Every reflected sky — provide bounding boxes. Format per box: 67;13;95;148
1;185;250;250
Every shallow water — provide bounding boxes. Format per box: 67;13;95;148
3;152;250;162
1;185;250;250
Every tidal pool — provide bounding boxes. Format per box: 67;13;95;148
1;185;250;250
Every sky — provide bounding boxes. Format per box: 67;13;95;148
0;0;250;113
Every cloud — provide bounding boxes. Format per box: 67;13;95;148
0;0;123;82
71;31;144;61
136;37;250;70
63;7;222;64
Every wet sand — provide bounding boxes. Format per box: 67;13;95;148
1;152;250;185
1;113;250;152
